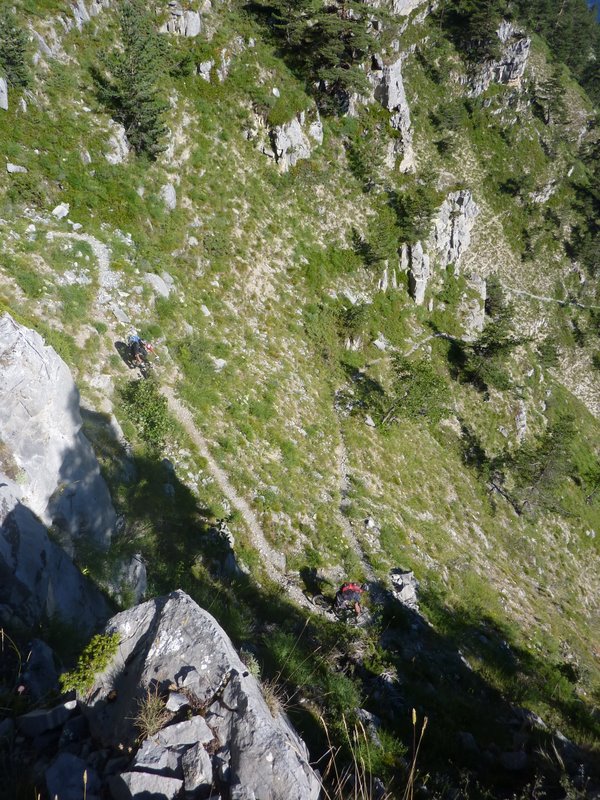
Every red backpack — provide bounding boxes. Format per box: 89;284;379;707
341;582;364;595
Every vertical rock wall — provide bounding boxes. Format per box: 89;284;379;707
0;313;116;548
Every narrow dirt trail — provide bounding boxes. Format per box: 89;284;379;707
335;439;375;581
161;385;317;612
66;224;355;614
503;285;600;311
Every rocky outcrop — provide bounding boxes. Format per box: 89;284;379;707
261;109;324;171
160;182;177;211
404;190;479;304
81;590;322;799
159;2;202;37
390;568;419;611
216;35;247;82
459;273;487;341
364;0;428;16
467;21;531;97
31;0;112;62
144;270;175;298
370;56;415;172
0;488;110;632
430;189;479;270
0;314;145;606
0;77;7;111
105;121;129;165
198;58;214;81
0;314;116;547
403;240;430;306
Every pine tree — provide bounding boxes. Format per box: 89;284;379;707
509;415;576;515
438;0;503;63
0;7;30;88
382;357;449;425
97;0;168;158
251;0;378;110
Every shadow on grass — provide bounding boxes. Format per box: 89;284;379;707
7;391;596;800
109;436;600;797
108;434;600;797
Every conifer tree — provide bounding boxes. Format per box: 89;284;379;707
0;7;30;88
509;415;576;515
97;0;168;158
252;0;377;110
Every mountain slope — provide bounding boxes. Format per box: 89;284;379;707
1;0;600;797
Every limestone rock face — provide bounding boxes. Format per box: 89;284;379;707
404;241;430;306
159;2;203;37
467;21;531;97
0;484;109;631
267;110;323;171
430;190;479;271
105;121;129;165
71;0;91;29
0;77;8;111
392;0;426;12
0;313;145;612
404;190;479;304
83;590;321;800
364;0;427;15
370;56;415;172
0;314;116;547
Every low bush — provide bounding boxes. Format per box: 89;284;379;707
59;633;120;695
120;378;172;452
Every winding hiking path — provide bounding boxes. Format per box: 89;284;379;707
161;385;316;611
59;223;376;612
503;285;600;311
335;439;375;581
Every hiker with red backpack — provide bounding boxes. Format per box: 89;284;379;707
335;582;368;618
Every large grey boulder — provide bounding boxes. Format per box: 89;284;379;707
17;699;75;738
390;569;419;611
82;591;321;800
21;639;59;700
46;753;101;800
144;271;173;298
182;742;213;792
159;2;202;37
52;202;70;219
266;109;323;171
109;772;183;800
0;77;7;111
0;314;116;548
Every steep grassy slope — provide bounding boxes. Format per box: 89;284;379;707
1;1;599;796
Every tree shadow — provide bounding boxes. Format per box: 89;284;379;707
339;362;387;420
